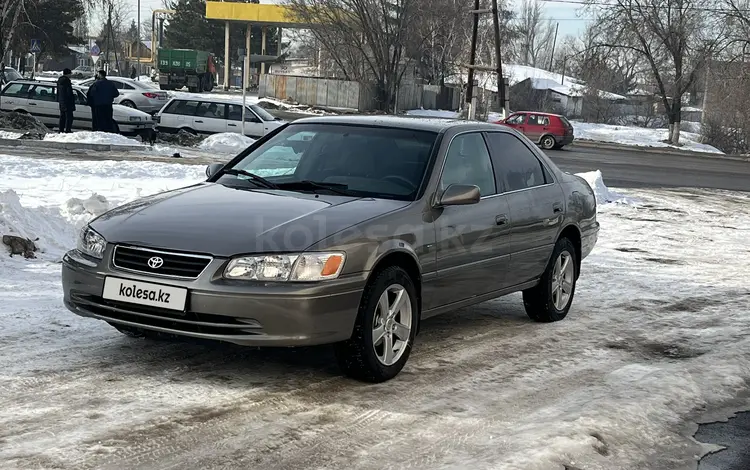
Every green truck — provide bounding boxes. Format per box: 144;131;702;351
157;48;217;93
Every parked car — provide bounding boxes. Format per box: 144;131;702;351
496;111;574;150
154;96;286;138
0;80;155;136
62;116;599;382
2;66;22;83
71;66;96;80
78;77;168;114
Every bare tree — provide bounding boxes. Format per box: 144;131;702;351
586;0;730;145
514;0;555;68
288;0;422;111
1;0;34;60
409;0;468;85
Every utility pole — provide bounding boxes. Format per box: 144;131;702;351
137;0;141;78
548;22;559;71
464;0;508;120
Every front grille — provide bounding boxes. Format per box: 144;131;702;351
112;245;212;279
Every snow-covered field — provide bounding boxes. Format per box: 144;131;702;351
1;155;749;469
405;109;723;154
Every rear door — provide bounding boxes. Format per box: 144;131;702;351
28;84;58;126
194;101;227;133
72;89;93;129
162;99;200;131
484;131;565;285
431;131;512;308
0;83;33;111
524;114;547;143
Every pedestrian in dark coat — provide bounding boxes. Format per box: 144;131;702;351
57;68;76;133
86;75;100;131
87;70;119;132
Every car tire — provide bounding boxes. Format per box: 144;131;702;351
540;135;557;150
522;237;578;323
121;100;137;109
334;266;418;383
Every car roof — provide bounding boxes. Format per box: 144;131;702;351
287;114;501;133
512;111;562;117
168;95;258;105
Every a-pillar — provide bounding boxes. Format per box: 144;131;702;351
223;21;230;90
260;26;267;76
245;23;251;90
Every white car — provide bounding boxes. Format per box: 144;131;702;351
154;96;286;138
78;77;168;114
0;80;155;135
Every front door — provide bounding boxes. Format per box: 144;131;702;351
73;90;93;129
431;132;512;308
504;113;527;133
28;84;58;127
227;104;264;138
484;131;565;285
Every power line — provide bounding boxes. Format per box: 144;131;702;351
540;0;750;13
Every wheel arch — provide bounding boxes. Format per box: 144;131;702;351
366;248;423;333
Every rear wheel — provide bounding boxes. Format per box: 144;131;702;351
334;266;418;383
540;134;556;150
120;100;136;109
523;237;578;322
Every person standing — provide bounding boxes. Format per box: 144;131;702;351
87;70;119;132
56;68;76;133
86;73;100;131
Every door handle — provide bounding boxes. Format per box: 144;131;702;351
194;120;203;123
228;123;237;127
495;214;508;225
553;203;563;213
29;102;37;106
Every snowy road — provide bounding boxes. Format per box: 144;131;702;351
1;156;750;469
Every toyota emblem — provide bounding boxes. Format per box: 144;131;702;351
147;256;164;269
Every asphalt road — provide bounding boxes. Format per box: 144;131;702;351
547;146;750;192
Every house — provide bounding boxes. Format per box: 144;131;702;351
126;40;153;61
41;44;91;72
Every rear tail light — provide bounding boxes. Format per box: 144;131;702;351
143;92;158;99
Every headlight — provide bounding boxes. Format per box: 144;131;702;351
129;116;142;121
77;226;106;259
224;252;346;282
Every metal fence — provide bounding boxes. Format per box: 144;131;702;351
259;74;462;112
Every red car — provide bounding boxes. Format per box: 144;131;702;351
496;112;574;150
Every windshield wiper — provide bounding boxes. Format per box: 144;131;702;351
221;168;279;189
276;180;358;197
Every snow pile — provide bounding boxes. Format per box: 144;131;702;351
0;190;77;260
61;194;110;227
198;133;256;154
0;130;24;139
572;122;722;154
574;170;633;205
43;131;144;147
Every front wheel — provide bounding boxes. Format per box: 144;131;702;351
540;135;556;150
523;237;578;322
334;266;418;382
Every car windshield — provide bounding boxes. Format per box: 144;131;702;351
250;104;276;121
217;123;438;201
4;68;21;81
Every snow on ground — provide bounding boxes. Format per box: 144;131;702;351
405;109;723;154
1;157;750;469
198;132;256;154
572;121;722;154
42;131;144;147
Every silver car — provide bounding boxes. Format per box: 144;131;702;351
62;116;599;382
78;77;168;114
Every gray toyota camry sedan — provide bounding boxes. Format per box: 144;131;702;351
62;115;599;382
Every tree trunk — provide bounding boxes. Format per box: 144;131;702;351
669;98;682;145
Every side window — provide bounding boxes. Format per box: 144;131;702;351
122;83;135;90
30;85;56;101
169;100;199;116
484;132;549;192
75;90;87;105
162;100;181;115
507;114;525;125
2;83;30;97
196;102;225;119
111;81;124;90
528;114;539;125
540;116;550;126
440;133;496;197
227;104;260;122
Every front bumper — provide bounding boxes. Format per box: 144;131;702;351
62;248;365;347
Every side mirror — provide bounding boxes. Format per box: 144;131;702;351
206;162;224;178
436;184;481;207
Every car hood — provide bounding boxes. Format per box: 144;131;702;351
90;183;409;257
